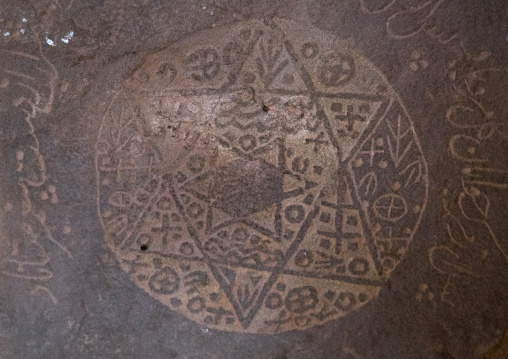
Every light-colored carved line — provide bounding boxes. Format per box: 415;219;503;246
358;172;378;196
444;214;474;248
139;88;384;101
386;0;445;40
170;130;203;170
118;177;163;249
4;246;49;266
34;66;54;76
31;285;58;305
385;114;408;139
33;37;57;115
1;268;53;281
423;24;458;44
464;166;508;175
400;158;424;188
466;180;508;190
440;276;455;306
3;69;35;81
386;115;413;168
19;114;48;187
457;197;508;262
387;136;413;169
31;210;73;259
4;38;71;266
360;0;396;14
96;91;123;248
114;105;126;144
448;135;488;163
18;182;72;258
341;332;364;359
4;50;41;61
98;165;165;172
428;245;478;277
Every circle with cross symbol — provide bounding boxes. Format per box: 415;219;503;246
95;18;428;333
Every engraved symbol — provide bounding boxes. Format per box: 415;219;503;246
284;205;305;224
305;132;329;152
301;43;318;59
348;258;370;275
156;62;177;82
184;271;209;294
148;267;180;294
386;114;414;168
317;54;355;87
187;155;205;173
184;48;220;81
96;18;427;333
314;251;343;270
1;43;71;304
284;286;318;313
265;293;283;309
294;250;314;268
360;0;396;13
334;104;366;139
334;292;357;311
372;193;408;222
187;296;206;313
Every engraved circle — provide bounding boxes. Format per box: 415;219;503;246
95;19;428;333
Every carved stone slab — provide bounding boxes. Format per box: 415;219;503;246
0;0;507;357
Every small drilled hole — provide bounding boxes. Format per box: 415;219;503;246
140;245;148;251
262;105;269;112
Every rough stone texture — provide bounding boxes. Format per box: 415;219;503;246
0;0;507;357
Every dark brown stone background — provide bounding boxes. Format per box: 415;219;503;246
0;0;507;357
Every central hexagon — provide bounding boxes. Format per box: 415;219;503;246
210;158;284;218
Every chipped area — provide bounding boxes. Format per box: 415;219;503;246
61;31;74;43
45;34;56;46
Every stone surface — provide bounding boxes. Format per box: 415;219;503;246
0;0;507;357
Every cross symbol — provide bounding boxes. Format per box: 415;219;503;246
122;255;149;275
334;104;366;133
358;138;385;166
305;132;329;152
374;196;405;220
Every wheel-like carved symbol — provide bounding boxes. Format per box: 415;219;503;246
334;292;357;311
285;286;319;314
184;48;220;81
372;193;408;222
148;267;180;295
317;53;355;87
301;42;319;59
265;293;283;309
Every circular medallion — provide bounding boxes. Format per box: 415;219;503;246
95;19;428;333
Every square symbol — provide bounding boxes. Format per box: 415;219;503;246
324;290;336;301
313;165;324;175
347;242;359;251
346;215;358;226
319;238;331;249
319;212;331;223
